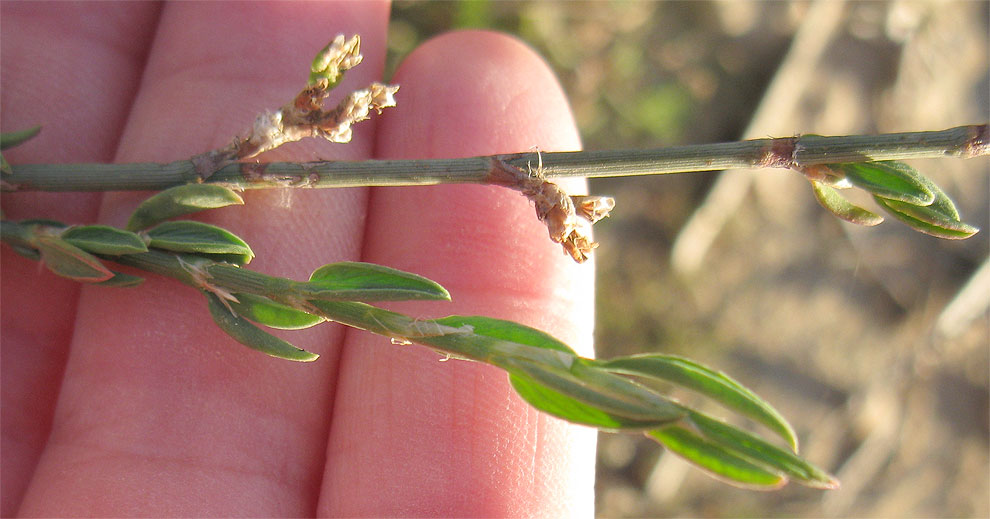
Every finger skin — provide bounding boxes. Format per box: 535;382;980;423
0;3;161;515
17;2;389;516
320;31;598;517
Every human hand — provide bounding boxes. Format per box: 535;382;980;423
1;2;596;516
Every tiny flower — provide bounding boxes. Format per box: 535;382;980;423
309;34;363;87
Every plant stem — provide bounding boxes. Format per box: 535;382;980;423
4;125;986;193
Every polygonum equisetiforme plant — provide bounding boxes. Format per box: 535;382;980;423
3;35;986;490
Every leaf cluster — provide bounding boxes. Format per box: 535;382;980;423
807;161;979;239
0;182;837;490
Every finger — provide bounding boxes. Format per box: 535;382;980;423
18;2;389;516
0;3;160;515
320;31;597;517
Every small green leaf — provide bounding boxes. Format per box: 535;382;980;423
648;426;787;490
35;235;114;282
415;315;579;368
416;316;684;424
96;271;145;287
1;126;41;150
872;175;979;239
685;410;838;489
508;371;670;430
600;354;798;451
62;225;148;255
298;262;450;301
810;180;884;226
127;184;244;231
7;244;40;260
21;218;67;228
504;358;684;428
145;221;253;263
310;301;480;343
432;315;576;355
228;293;325;330
205;292;318;362
874;196;979;239
199;252;253;266
837;161;934;206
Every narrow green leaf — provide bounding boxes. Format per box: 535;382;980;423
228;293;325;330
298;262;450;302
126;184;244;231
199;252;254;266
648;427;787;490
417;316;685;424
145;221;253;263
508;371;669;430
874;182;979;239
810;180;884;226
432;315;577;355
600;354;798;451
906;168;962;220
35;235;114;282
685;410;838;489
1;153;11;175
96;271;145;287
8;244;40;260
205;292;318;362
62;225;148;255
307;302;683;426
875;197;980;240
21;218;67;228
309;300;440;339
1;126;41;150
838;161;934;205
503;358;684;428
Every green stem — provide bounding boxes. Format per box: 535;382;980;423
4;125;985;192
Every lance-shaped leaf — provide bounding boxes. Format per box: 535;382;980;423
35;235;114;282
297;262;450;301
432;315;577;355
145;221;253;263
127;184;244;231
205;292;318;362
508;370;674;430
873;176;979;239
648;426;787;490
0;125;41;175
1;126;41;150
810;180;884;227
419;316;684;425
308;300;458;340
874;197;979;239
683;410;838;489
62;225;148;255
503;357;685;429
600;353;798;450
20;218;67;228
228;293;325;330
8;244;40;260
837;161;934;206
97;271;145;288
424;315;579;367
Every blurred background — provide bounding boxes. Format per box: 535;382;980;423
388;1;988;517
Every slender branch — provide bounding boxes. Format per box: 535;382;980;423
4;124;986;193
